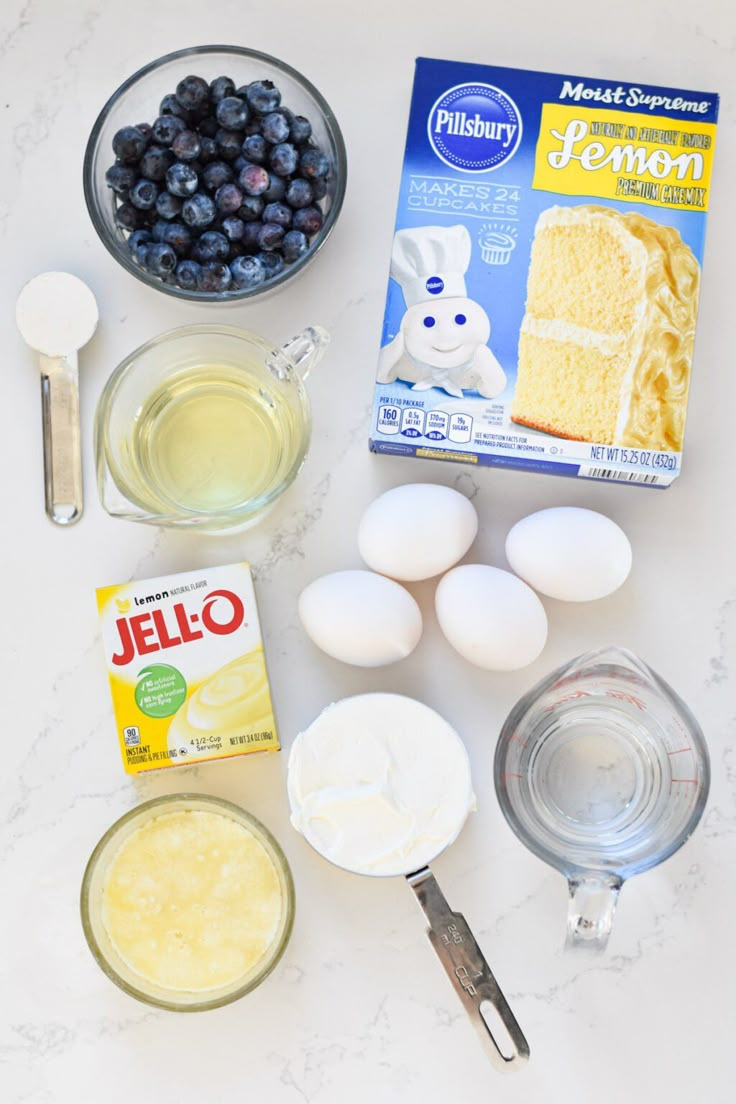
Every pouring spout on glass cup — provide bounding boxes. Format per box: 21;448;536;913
95;323;329;533
494;646;710;953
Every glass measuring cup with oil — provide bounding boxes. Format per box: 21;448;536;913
95;323;329;531
494;646;710;951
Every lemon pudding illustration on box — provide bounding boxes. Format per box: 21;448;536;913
96;562;278;774
512;205;700;449
377;225;506;399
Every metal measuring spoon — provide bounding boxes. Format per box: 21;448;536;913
16;272;99;526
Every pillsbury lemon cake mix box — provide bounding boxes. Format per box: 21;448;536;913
370;58;719;486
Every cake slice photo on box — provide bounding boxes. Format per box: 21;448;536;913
512;204;700;450
377;224;507;399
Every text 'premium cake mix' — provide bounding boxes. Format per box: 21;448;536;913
97;563;279;774
371;59;719;485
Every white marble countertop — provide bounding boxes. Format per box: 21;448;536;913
2;1;734;1100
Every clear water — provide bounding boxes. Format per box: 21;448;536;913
499;692;705;876
124;364;300;515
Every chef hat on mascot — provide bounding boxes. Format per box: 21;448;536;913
390;225;472;308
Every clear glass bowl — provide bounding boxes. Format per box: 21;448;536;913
80;794;296;1010
83;45;347;302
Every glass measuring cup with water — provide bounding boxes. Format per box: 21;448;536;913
95;323;329;532
494;646;709;951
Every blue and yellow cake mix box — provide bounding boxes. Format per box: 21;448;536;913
370;58;719;485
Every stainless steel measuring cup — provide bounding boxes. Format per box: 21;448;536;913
494;646;710;951
288;693;529;1071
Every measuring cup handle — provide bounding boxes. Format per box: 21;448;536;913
566;873;622;952
406;867;529;1071
40;353;83;525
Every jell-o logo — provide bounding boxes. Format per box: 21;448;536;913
111;589;245;666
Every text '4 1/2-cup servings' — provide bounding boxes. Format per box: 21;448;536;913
371;59;718;487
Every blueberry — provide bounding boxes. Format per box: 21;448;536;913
300;148;329;179
239;163;270;196
289;114;312;144
216;96;249;130
261;111;290;144
197;260;231;292
237;195;264;222
215;181;244;214
198;136;218;162
155;191;182;219
263;201;292;228
175;75;210;112
210;76;236;103
160;93;189;119
245;80;281;115
152;114;186;146
160;221;192;255
241;221;263;253
262;173;287;202
241;133;267;164
112;125;148;163
192;230;230;262
282;229;309;262
145;242;177;276
243;117;263;137
292;205;324;236
257;222;285;251
175;259;202;290
166;161;199;197
139;145;175;182
202;160;233;192
115;202;143;230
105;163;137;195
285;177;313;209
269;142;298;176
151;219;169;242
230;254;266;289
216;128;243;161
128;228;152;251
233;155;250;174
128;178;158;210
171;129;201;162
221;216;245;242
258;250;285;278
181;192;217;227
135;122;153;143
310;177;328;200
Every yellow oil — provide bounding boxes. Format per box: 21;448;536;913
126;364;301;514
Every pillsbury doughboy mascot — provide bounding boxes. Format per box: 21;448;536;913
377;224;506;398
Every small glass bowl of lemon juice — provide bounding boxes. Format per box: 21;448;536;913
81;794;295;1010
95;323;329;531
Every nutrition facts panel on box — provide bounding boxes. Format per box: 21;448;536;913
377;403;473;445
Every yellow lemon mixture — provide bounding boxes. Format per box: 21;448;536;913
102;809;284;992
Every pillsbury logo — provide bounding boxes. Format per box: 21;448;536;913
428;83;523;173
426;276;444;294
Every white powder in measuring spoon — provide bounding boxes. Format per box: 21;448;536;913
16;272;98;356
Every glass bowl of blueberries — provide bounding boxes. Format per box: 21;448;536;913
84;45;347;301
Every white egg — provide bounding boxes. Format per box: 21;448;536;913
358;483;478;582
435;565;548;671
505;507;632;602
298;570;422;667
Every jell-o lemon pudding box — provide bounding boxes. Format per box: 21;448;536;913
96;562;279;774
371;58;719;486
